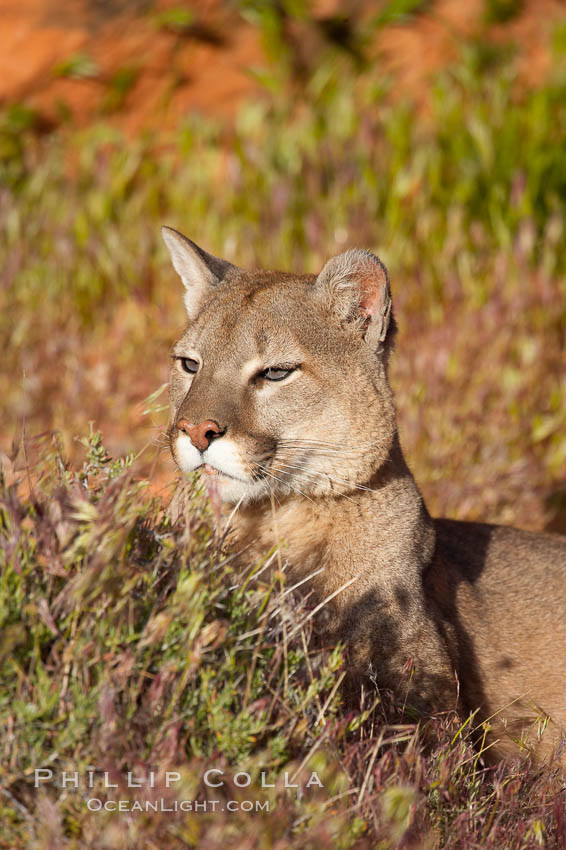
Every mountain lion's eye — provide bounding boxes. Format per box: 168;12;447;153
262;366;293;381
179;357;199;374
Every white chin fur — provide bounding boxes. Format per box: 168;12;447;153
215;477;268;504
203;438;247;481
175;433;202;474
174;433;267;505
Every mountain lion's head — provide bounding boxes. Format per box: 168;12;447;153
163;227;398;504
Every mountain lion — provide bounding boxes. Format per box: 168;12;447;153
162;226;566;764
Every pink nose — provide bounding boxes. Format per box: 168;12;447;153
177;418;223;451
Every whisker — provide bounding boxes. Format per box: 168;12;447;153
278;438;384;451
270;462;358;503
279;438;376;446
259;464;313;502
257;464;315;503
277;441;385;458
278;448;376;457
279;448;371;458
274;460;380;496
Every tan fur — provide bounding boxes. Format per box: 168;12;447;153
162;227;566;764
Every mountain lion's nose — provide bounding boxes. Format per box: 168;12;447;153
177;418;224;451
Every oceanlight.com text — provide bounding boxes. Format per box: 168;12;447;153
86;798;270;813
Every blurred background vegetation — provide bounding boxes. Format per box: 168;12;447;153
1;0;565;530
1;0;566;847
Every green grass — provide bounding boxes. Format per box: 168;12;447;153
1;40;565;523
1;433;564;848
0;434;356;847
1;17;566;848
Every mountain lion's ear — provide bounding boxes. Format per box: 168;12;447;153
161;226;237;320
315;249;395;352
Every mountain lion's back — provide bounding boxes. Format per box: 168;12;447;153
432;518;566;760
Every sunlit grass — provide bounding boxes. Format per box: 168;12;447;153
1;434;564;848
1;24;566;848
